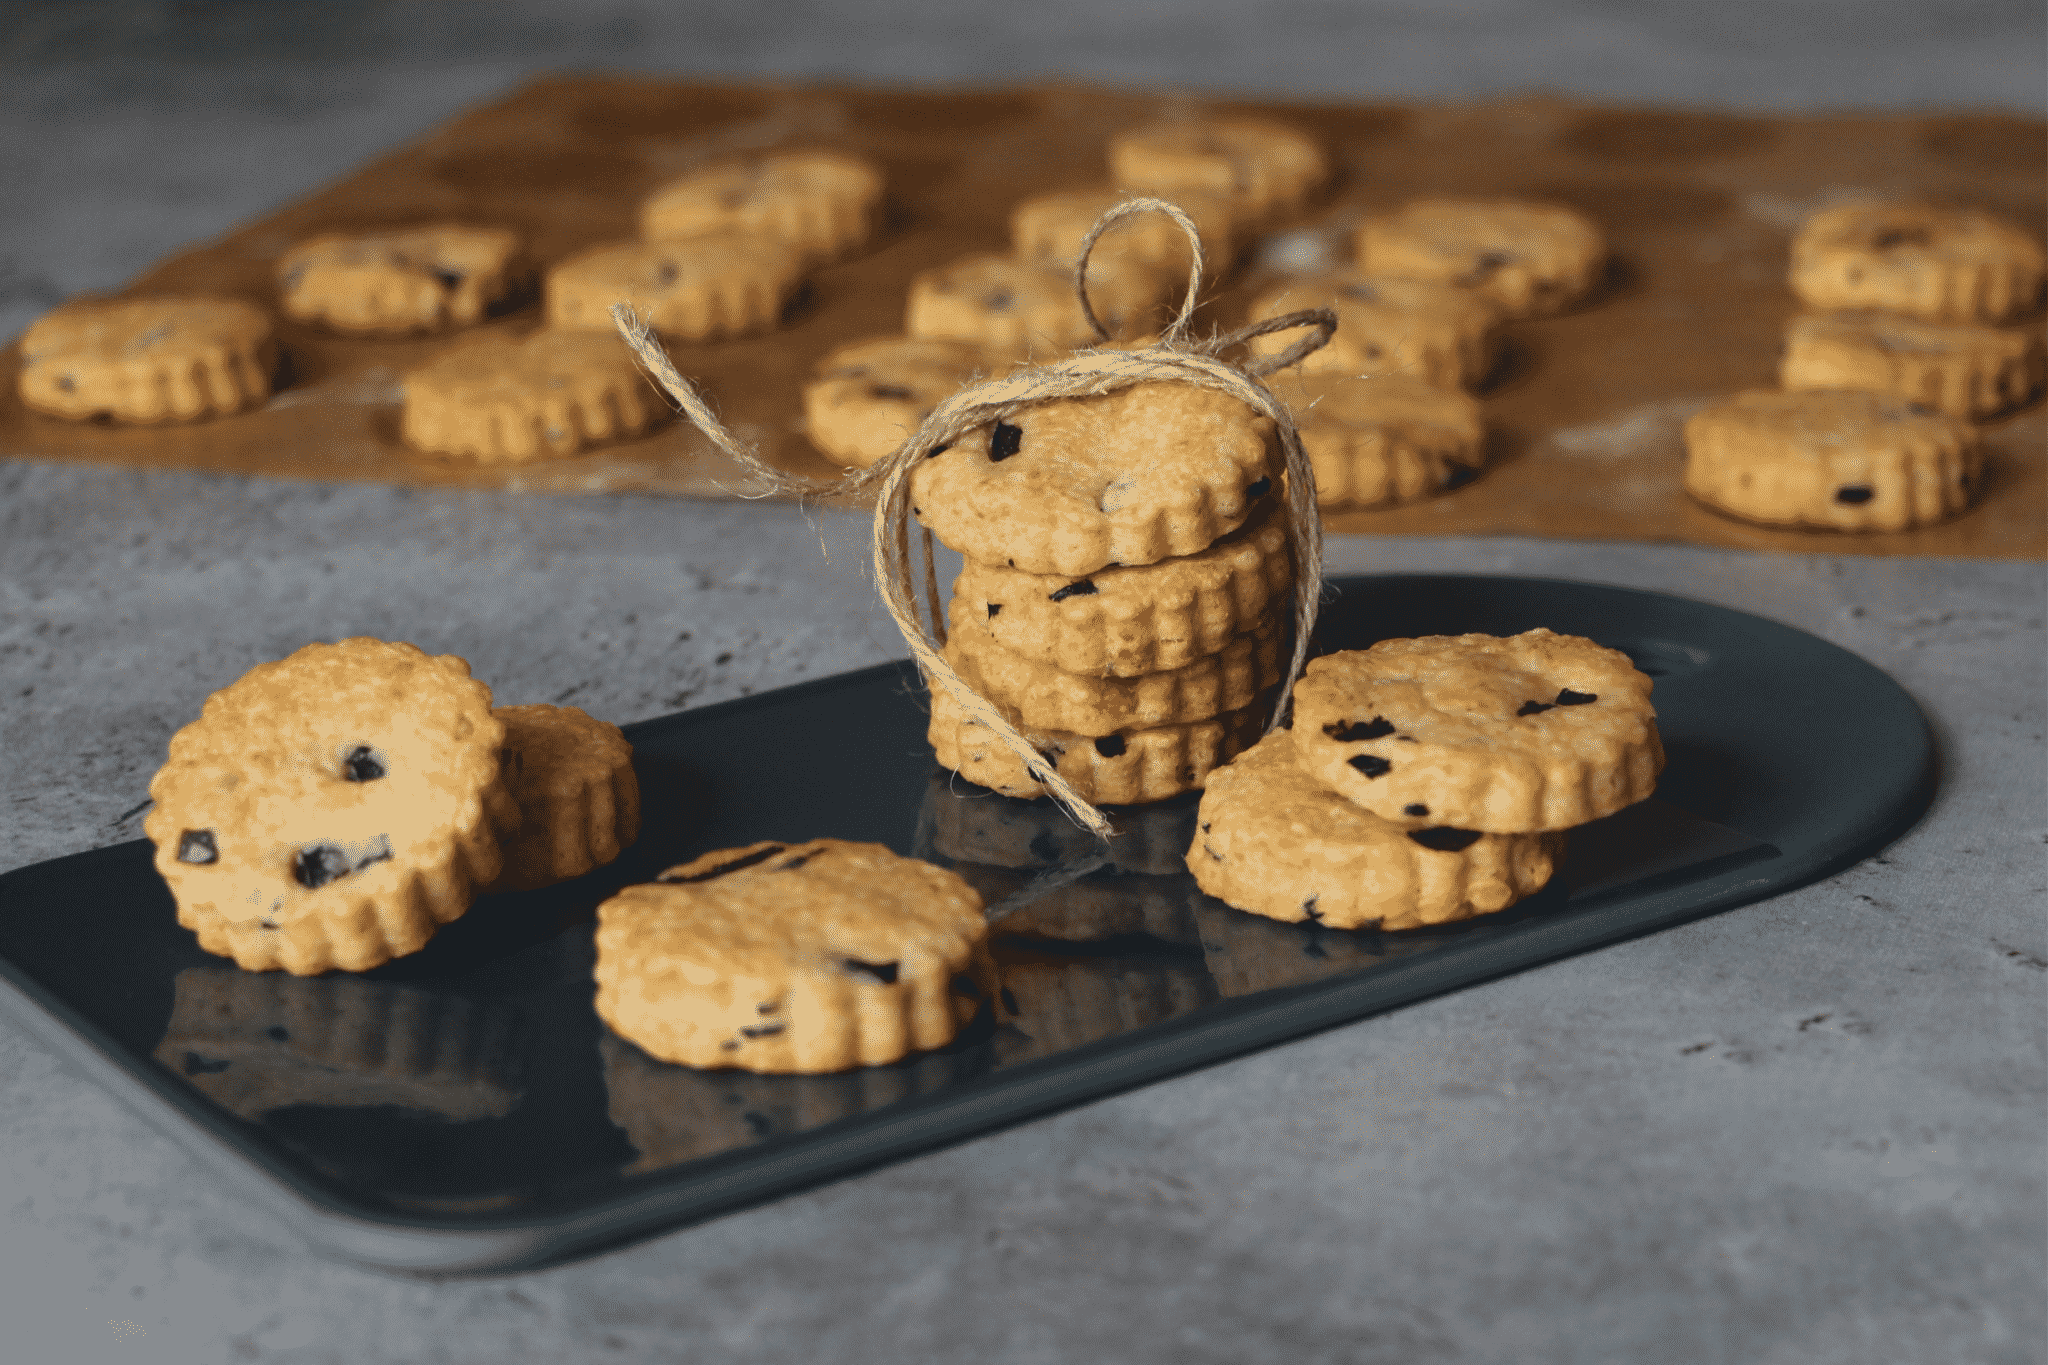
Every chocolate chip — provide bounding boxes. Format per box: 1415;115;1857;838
56;375;75;393
1404;803;1429;817
1835;485;1874;505
989;421;1024;462
265;1026;290;1042
1517;700;1555;716
181;1052;231;1076
869;383;913;400
1409;827;1482;852
1200;822;1211;833
739;1022;786;1038
1324;716;1394;741
1873;227;1928;250
177;829;218;865
1048;579;1098;602
431;267;466;289
741;1111;773;1137
1301;896;1322;921
343;746;385;781
1555;689;1597;706
260;919;278;930
757;1001;779;1014
984;288;1015;311
721;1040;739;1052
292;844;352;889
986;602;1002;617
1245;476;1271;498
844;958;900;985
1095;735;1126;758
655;261;679;286
778;854;811;871
1348;755;1392;778
660;844;786;883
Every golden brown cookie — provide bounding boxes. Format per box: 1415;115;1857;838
546;233;804;340
950;497;1292;678
948;610;1284;735
1108;118;1328;230
928;684;1266;805
276;225;523;334
994;953;1217;1063
489;705;640;892
1010;185;1242;280
1789;202;2046;324
903;252;1169;357
1246;271;1502;390
593;839;996;1073
1356;199;1606;318
1290;631;1663;833
144;639;518;975
399;328;666;463
909;380;1281;576
1682;388;1984;533
1188;730;1564;930
920;771;1200;876
1780;312;2045;420
16;296;276;424
639;150;884;264
801;335;998;469
1273;371;1486;508
155;967;520;1121
952;864;1204;945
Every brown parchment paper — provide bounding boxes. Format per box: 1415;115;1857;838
1;78;2040;558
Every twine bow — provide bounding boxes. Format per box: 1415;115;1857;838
615;196;1334;839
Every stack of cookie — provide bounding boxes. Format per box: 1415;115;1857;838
1189;629;1663;932
1241;197;1608;510
145;638;639;975
911;381;1294;807
1683;200;2041;533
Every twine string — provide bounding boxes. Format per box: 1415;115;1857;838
612;196;1334;840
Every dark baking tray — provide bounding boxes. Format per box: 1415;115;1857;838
0;574;1934;1276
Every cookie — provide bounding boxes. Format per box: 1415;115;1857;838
16;296;276;424
1193;898;1439;999
640;150;884;264
904;252;1169;357
994;953;1217;1063
1011;185;1243;280
546;233;804;340
1108;117;1328;230
948;610;1284;735
155;967;520;1122
802;335;998;469
1274;372;1486;508
400;327;665;463
144;639;518;975
928;684;1266;805
951;863;1204;946
1789;202;2046;325
1780;311;2045;421
1356;199;1606;318
593;839;997;1073
276;224;523;334
1290;631;1663;833
1188;730;1564;930
602;1032;982;1174
950;497;1292;678
1682;388;1983;533
489;704;640;893
1245;272;1502;390
920;771;1199;876
909;380;1281;576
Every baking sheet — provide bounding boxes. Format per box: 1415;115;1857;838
0;78;2040;556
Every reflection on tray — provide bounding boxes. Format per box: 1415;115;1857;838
153;967;523;1123
917;769;1201;877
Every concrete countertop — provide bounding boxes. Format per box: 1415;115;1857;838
3;5;2043;1363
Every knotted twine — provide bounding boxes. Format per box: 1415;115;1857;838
613;197;1336;839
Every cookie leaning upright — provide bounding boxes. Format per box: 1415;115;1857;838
1289;630;1663;832
490;704;641;893
593;839;997;1073
144;640;518;975
277;225;524;334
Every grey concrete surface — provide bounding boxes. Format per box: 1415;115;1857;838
2;4;2045;1363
